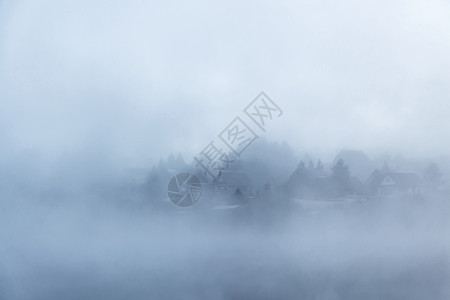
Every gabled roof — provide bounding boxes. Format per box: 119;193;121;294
367;170;421;188
214;171;252;187
387;172;421;188
380;176;396;186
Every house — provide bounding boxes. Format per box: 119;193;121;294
366;169;421;197
213;171;251;191
211;171;252;205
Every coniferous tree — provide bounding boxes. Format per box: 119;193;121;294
330;159;350;197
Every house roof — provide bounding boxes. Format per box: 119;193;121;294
367;170;421;188
214;171;252;187
387;172;421;188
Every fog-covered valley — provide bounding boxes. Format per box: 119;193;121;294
2;0;450;298
1;146;450;299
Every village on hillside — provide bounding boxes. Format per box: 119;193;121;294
142;144;448;212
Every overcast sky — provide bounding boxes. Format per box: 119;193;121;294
1;0;450;167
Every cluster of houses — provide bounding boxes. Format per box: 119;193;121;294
334;150;422;198
205;150;426;208
201;170;253;208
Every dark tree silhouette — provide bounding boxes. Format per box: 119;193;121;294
330;159;351;197
308;160;314;171
314;159;325;176
285;161;315;198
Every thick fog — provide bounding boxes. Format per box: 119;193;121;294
1;0;450;299
1;0;450;161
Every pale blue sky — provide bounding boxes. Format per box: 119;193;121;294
1;0;450;166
